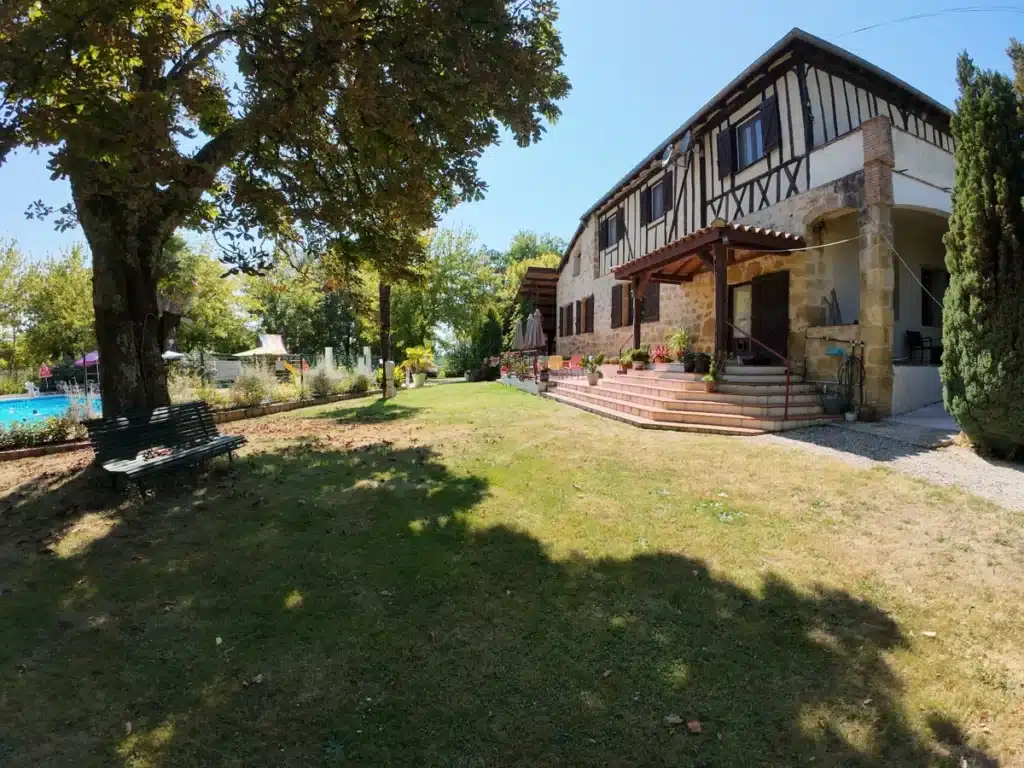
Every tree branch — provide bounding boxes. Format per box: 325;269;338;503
164;28;241;87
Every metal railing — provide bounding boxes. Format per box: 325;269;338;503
724;321;793;422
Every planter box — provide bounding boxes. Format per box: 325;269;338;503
501;375;539;395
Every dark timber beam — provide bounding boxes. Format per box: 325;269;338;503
650;272;693;284
714;243;729;358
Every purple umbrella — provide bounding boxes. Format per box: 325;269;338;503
74;351;99;367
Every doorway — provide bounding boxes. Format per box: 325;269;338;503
730;270;790;362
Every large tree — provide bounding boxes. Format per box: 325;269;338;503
0;1;569;416
941;46;1024;457
389;228;498;352
0;241;29;369
21;246;96;363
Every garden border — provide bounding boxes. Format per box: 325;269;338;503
0;389;382;462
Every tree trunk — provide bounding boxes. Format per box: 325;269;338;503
379;282;391;363
74;191;171;418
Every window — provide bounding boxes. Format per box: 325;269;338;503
599;209;624;249
736;113;765;170
921;268;949;327
610;283;659;326
640;172;673;225
572;251;581;277
559;303;574;337
580;294;595;333
717;96;780;178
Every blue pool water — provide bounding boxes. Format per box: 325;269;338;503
0;395;101;427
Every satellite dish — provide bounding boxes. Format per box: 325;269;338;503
659;143;674;167
679;130;692;154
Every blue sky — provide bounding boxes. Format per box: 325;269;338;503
1;0;1019;260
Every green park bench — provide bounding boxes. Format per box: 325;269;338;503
85;401;246;487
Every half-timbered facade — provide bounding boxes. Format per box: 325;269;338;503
554;28;955;416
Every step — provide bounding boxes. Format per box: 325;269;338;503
599;377;822;406
717;382;818;396
631;369;808;387
542;391;766;436
548;384;826;432
551;379;824;418
724;364;789;376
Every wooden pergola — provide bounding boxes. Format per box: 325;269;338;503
612;223;805;356
515;266;558;354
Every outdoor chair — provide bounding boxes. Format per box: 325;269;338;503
546;355;564;377
905;330;938;364
24;382;39;396
567;355;583;377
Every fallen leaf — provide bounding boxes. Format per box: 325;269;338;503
687;720;703;733
602;669;612;678
920;631;938;638
664;714;684;726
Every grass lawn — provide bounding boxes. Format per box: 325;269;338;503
1;383;1021;766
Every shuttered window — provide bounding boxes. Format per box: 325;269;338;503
560;304;575;337
641;172;673;225
574;300;582;335
641;282;661;323
717;128;735;179
585;294;595;333
610;284;622;328
599;209;625;249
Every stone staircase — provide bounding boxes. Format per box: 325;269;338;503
544;364;835;435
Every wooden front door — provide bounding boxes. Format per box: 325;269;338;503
751;270;790;360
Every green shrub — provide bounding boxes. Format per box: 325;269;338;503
444;341;475;378
0;417;84;450
0;375;28;395
347;373;371;394
231;364;277;407
375;365;403;391
941;52;1024;457
274;382;302;402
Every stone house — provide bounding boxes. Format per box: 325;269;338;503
550;28;954;416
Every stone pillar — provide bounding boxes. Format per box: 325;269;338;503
858;116;896;416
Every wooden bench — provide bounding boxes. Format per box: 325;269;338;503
85;401;246;486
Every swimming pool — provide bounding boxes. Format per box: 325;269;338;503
0;395;101;427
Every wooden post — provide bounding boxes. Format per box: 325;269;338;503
632;277;645;349
714;243;728;359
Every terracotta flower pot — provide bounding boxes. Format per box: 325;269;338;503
586;372;600;386
704;380;717;393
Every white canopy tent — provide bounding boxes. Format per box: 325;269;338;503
235;334;289;358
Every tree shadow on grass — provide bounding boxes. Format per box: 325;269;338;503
317;398;423;425
0;443;999;767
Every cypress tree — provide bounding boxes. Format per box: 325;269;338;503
941;49;1024;457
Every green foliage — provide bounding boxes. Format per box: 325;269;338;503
582;354;605;374
168;369;224;407
307;363;346;398
0;241;30;369
490;231;567;273
21;246;95;363
375;365;404;391
666;328;692;359
0;375;28;395
230;364;278;408
401;346;435;375
631;345;651;364
245;258;373;363
347;374;371;395
167;239;255;354
471;309;504;369
444;341;476;377
941;49;1024;457
389;228;499;353
0;417;84;450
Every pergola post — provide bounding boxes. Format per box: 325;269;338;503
632;277;646;349
713;243;729;359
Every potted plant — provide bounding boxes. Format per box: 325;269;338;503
402;345;435;388
583;353;606;386
618;349;633;373
667;328;692;362
694;352;711;374
703;355;721;393
652;344;672;364
682;351;697;373
631;344;651;370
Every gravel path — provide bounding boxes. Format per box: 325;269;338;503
755;425;1024;511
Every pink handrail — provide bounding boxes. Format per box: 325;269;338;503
723;321;793;422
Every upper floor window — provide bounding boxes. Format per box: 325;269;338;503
599;209;624;249
572;251;581;277
640;172;673;225
717;96;780;178
736;113;765;170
